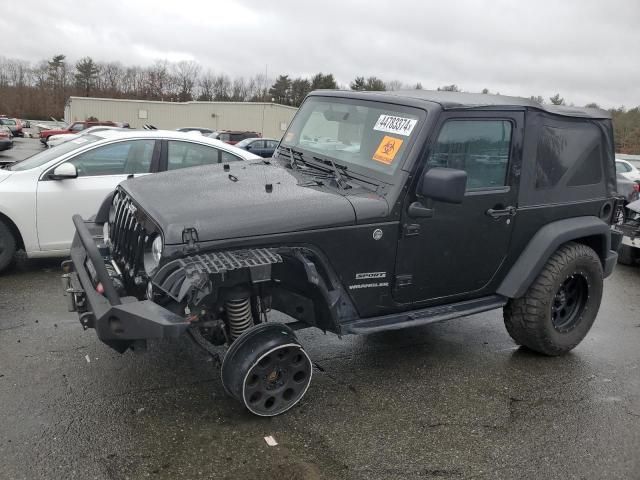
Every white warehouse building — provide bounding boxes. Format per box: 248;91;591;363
64;97;298;139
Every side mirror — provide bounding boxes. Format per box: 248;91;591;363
244;144;252;151
419;167;467;204
51;162;78;180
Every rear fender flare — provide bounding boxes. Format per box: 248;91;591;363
497;216;611;298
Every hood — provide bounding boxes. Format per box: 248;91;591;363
122;160;380;244
626;199;640;214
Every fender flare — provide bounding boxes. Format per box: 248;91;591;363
497;216;611;298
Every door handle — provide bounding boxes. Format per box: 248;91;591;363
486;206;516;219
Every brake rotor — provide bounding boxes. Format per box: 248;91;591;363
221;323;312;416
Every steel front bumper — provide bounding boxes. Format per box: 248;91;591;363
63;215;189;352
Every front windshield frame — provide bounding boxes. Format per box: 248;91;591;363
280;95;427;183
8;134;102;171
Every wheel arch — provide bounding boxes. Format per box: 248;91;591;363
497;216;611;299
0;211;25;251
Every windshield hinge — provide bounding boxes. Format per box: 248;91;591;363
182;227;199;250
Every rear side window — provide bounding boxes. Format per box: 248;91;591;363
535;123;602;188
427;120;512;190
221;150;242;163
616;162;631;173
168;141;220;170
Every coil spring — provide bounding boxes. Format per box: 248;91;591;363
226;297;253;340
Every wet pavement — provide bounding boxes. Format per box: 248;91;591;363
0;133;43;162
1;141;639;479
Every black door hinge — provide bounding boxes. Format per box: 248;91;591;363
182;227;199;250
395;274;413;288
403;223;420;237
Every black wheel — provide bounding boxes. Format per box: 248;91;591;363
0;220;16;273
503;242;603;356
617;243;635;266
221;323;312;416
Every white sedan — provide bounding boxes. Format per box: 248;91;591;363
616;159;640;182
47;125;125;148
0;130;260;272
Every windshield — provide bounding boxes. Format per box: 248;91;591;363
8;135;102;171
280;96;424;177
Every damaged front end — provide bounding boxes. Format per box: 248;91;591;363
65;188;358;354
151;245;357;347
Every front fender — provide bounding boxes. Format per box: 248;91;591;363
497;216;611;298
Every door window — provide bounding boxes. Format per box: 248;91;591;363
167;141;221;170
427;120;512;190
266;140;279;149
70;123;85;132
68;140;155;176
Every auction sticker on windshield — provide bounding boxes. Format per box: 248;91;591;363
373;136;403;165
373;114;417;136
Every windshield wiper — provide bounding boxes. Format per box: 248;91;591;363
311;155;350;190
288;146;300;170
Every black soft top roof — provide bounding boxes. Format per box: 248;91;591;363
311;89;611;120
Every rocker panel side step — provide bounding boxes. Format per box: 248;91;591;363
341;295;507;335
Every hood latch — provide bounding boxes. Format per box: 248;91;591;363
182;227;199;250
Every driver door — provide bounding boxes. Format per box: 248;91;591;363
394;112;523;304
36;139;159;251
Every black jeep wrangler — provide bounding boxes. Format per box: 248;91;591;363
63;90;621;416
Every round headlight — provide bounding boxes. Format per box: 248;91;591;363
102;222;110;244
152;235;163;262
144;235;163;274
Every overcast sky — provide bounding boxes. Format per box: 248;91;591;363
3;0;638;108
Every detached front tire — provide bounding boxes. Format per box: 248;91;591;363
0;221;17;273
503;242;603;356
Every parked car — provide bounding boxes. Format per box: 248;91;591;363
616;172;639;205
234;137;279;158
0;130;260;271
64;90;619;417
47;126;126;148
0;118;23;137
615;159;640;181
177;127;214;135
39;121;117;145
0;124;13;138
0;127;14;154
208;130;262;145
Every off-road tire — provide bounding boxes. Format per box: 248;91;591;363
617;244;635;266
0;220;17;273
503;242;603;356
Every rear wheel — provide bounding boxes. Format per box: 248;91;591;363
0;221;16;273
503;242;603;356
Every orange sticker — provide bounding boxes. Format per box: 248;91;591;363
372;136;403;164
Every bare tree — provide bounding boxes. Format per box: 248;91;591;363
174;60;201;102
385;79;404;91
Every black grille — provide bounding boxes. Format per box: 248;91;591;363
109;190;147;280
